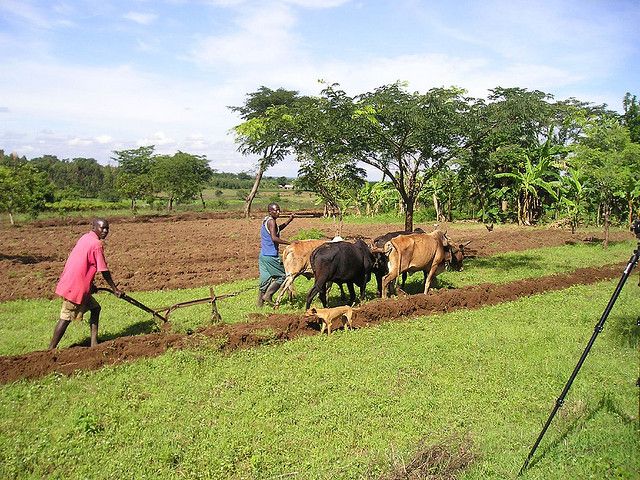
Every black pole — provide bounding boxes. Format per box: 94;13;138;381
519;236;640;475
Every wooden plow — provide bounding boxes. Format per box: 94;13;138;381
98;287;240;325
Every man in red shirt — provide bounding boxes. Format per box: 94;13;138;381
49;219;124;349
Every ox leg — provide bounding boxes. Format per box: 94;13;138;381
375;271;383;297
318;284;329;308
401;272;408;289
274;274;295;308
381;273;396;299
346;282;356;305
358;277;367;303
423;265;439;294
306;283;321;310
338;283;347;301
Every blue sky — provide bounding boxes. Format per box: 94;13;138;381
1;0;639;178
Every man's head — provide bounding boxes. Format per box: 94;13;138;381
267;203;281;218
92;218;110;240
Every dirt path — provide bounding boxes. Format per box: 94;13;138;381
0;262;628;384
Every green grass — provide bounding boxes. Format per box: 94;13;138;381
0;280;638;479
445;239;636;288
0;279;258;356
0;241;635;356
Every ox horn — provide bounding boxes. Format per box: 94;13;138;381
370;245;386;254
462;240;471;247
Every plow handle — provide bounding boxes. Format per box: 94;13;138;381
96;288;168;323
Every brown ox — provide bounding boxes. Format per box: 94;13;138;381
381;230;468;298
274;237;343;307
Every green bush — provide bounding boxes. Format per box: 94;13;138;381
291;228;326;240
45;199;129;213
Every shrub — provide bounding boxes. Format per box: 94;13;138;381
291;228;325;240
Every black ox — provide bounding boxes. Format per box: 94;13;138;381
306;239;376;310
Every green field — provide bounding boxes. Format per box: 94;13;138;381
0;242;638;479
0;189;321;226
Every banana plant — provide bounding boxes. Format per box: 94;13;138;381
558;167;587;233
495;136;562;225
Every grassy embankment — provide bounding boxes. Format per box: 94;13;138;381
0;241;638;479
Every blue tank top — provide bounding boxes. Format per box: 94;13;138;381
260;216;279;256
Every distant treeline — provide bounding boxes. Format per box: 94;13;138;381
0;151;292;199
0;148;295;223
210;172;290;190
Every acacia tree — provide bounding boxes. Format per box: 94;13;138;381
355;84;469;231
294;83;467;231
230;87;300;218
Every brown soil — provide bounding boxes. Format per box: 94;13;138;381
0;213;634;384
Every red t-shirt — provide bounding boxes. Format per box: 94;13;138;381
55;231;109;304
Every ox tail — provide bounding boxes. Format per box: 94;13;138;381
384;241;394;256
384;241;402;279
281;248;295;274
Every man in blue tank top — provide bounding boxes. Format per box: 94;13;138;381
258;203;294;306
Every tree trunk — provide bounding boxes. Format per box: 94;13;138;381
200;192;206;209
501;200;509;213
404;199;414;232
244;166;265;219
9;212;14;226
603;201;610;248
628;198;634;226
432;192;443;222
523;193;531;226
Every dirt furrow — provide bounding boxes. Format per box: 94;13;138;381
0;262;628;384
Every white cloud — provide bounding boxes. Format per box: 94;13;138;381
136;132;176;147
68;137;93;146
189;3;299;67
123;12;158;25
183;133;208;150
95;135;113;144
0;0;73;29
0;0;54;29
